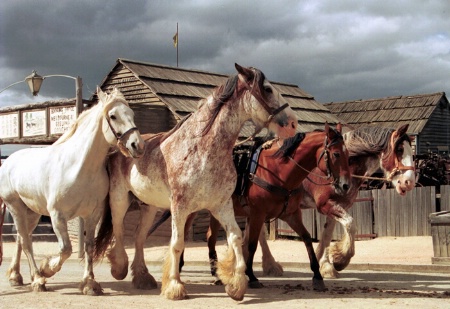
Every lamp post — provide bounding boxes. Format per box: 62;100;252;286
1;70;85;258
1;70;83;117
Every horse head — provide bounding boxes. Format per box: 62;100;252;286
97;87;145;158
381;124;415;195
317;123;351;194
235;63;298;139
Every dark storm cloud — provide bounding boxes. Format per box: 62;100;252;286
0;0;449;107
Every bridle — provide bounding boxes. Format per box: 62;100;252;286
238;71;289;125
384;132;415;181
104;102;139;154
289;133;343;187
352;132;415;182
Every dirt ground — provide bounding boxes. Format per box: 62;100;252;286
1;236;450;308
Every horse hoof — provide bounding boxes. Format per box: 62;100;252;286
111;268;128;281
161;280;187;300
225;284;245;301
31;279;47;292
80;279;104;296
320;263;339;279
262;263;284;277
39;257;58;278
132;273;158;290
312;278;327;292
248;280;264;289
9;274;24;286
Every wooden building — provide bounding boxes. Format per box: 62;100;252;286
324;92;450;155
95;58;342;135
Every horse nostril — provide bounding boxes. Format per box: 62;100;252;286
131;142;137;149
291;121;296;129
343;184;349;191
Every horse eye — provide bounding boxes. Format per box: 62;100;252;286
110;115;117;120
333;152;341;159
264;87;273;94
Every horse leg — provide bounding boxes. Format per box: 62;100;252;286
179;212;197;273
211;200;247;301
315;216;339;278
206;214;222;284
244;215;266;289
78;215;103;295
9;206;46;291
130;204;157;290
259;225;284;277
107;192;130;280
161;208;188;300
40;212;72;279
328;206;355;272
281;210;326;291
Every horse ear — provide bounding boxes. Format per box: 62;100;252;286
324;122;330;134
235;63;253;80
393;124;409;138
97;87;105;102
336;122;342;134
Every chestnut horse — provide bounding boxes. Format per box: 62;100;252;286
93;64;298;301
0;88;144;294
235;124;415;280
258;124;416;279
150;124;351;290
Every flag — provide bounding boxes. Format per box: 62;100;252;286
173;32;178;48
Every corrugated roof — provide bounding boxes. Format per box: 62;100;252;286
324;92;447;133
114;58;339;132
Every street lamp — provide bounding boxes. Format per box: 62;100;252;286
0;70;83;116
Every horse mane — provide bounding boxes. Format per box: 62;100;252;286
54;89;128;145
273;132;306;159
199;75;239;136
200;68;266;137
344;126;395;157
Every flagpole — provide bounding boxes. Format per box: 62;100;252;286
176;23;179;67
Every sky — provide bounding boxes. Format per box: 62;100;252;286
0;0;449;108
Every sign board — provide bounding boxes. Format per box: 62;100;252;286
49;106;76;135
0;112;19;138
22;110;46;137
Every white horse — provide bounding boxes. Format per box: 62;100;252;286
0;88;144;295
93;64;298;301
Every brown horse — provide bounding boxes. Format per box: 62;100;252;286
256;124;416;278
151;124;351;290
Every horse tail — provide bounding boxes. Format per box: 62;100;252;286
93;194;114;262
147;209;172;237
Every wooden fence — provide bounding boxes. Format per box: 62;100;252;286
275;185;450;240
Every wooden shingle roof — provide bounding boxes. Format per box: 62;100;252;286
99;59;340;132
324;92;448;134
